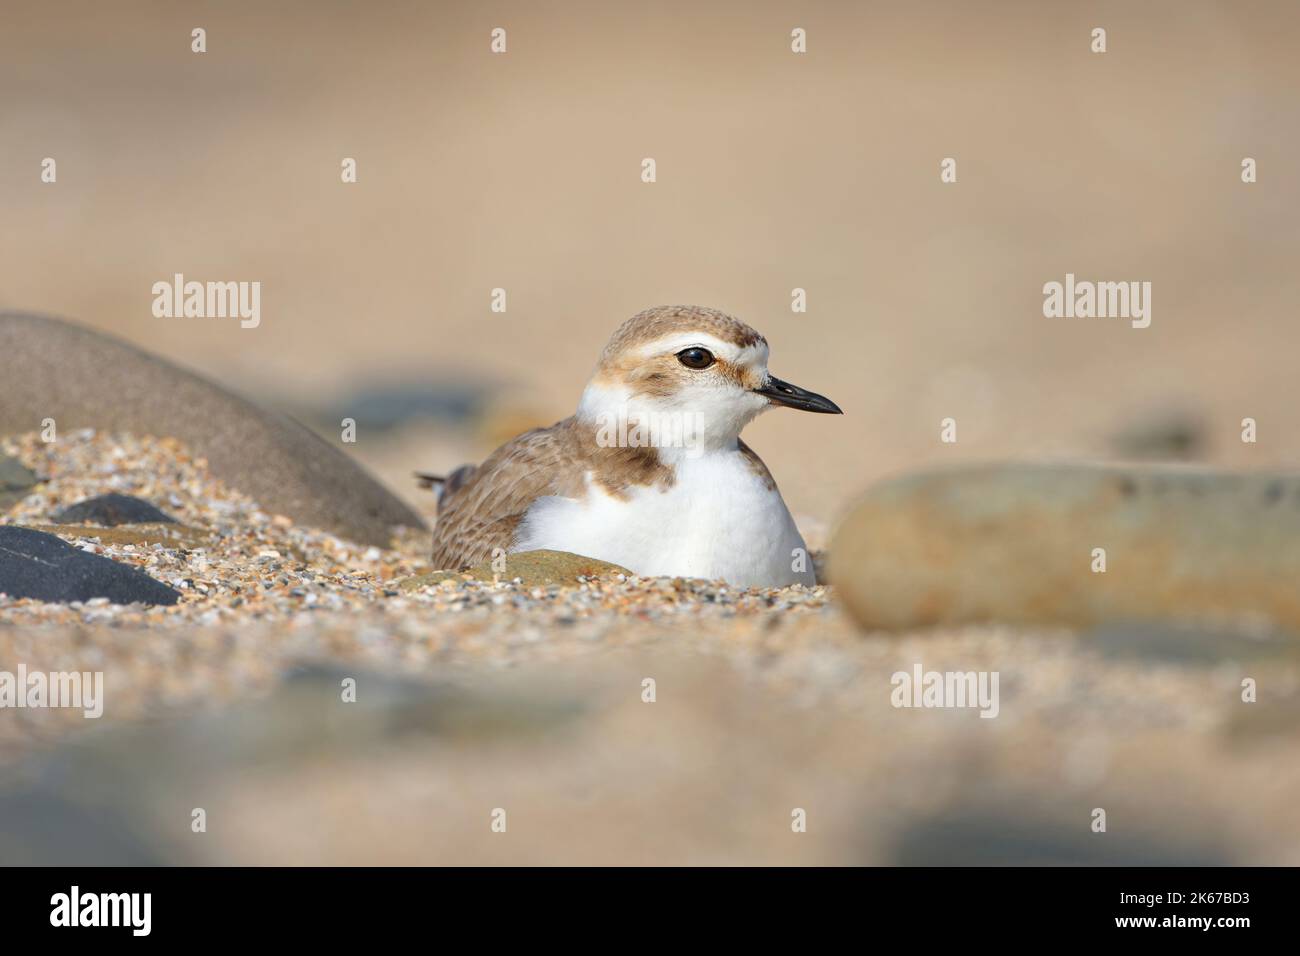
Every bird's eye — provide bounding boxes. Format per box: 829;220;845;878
676;347;715;370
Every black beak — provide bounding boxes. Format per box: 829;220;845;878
754;375;843;414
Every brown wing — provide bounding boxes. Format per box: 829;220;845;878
429;418;588;569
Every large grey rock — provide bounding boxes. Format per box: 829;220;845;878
0;526;181;605
0;312;424;546
831;464;1300;632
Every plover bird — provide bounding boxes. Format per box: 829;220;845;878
424;305;841;587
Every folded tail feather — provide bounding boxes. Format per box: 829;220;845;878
415;464;478;513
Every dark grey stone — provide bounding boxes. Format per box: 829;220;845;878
0;526;180;605
0;312;425;546
51;493;176;526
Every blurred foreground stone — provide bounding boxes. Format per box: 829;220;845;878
831;464;1300;632
2;639;1294;865
0;312;424;546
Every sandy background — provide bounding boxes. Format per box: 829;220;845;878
3;0;1300;869
4;0;1299;531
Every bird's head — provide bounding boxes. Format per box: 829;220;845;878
577;305;841;458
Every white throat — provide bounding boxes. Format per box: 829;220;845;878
576;379;767;459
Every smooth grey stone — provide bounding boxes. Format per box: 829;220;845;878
831;464;1300;633
0;312;425;546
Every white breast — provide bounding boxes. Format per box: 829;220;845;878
512;449;815;588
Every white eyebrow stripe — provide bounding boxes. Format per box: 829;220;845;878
636;332;738;358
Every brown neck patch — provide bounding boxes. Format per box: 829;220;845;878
569;420;677;498
738;439;777;491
